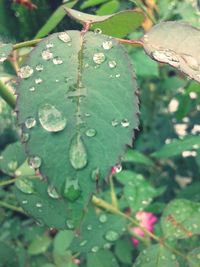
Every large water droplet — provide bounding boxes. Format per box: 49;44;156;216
29;156;42;169
38;103;67;132
66;219;75;229
85;128;96;137
41;49;53;60
0;55;7;63
18;65;34;79
69;134;87;170
47;185;60;199
58;32;71;43
15;178;34;194
181;54;199;71
62;178;81;202
108;60;117;69
25;117;36;129
53;57;63;65
105;230;119;241
102;41;113;50
152;49;180;68
93;53;106;64
99;213;107;223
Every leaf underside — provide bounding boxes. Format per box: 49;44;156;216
16;30;139;234
142;21;200;83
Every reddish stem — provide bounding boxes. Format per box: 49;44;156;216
116;38;144;47
81;22;91;34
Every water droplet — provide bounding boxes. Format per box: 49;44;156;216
171;254;176;260
128;196;134;201
58;32;71;43
41;49;53;60
29;156;42;169
152;49;180;68
85;113;91;117
46;43;54;49
94;28;102;34
29;86;35;92
102;41;113;50
197;253;200;259
111;119;119;127
53;57;63;65
93;53;106;64
85;128;96;137
62;178;81;202
66;219;75;229
181;54;199;71
116;73;120;78
91;168;100;181
112;164;122;173
18;65;34;79
36;202;42;208
121;119;130;128
103;243;111;249
38;103;67;132
8;160;18;171
69;134;87;170
35;64;44;71
91;246;99;252
87;225;92;230
47;185;60;199
15;178;34;194
21;132;29;143
35;78;43;84
105;230;119;241
108;60;117;69
0;55;7;63
22;200;28;204
25;117;36;129
80;240;87;246
99;213;107;223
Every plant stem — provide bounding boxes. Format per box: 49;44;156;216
130;0;156;24
116;38;143;47
13;39;42;50
0;80;16;108
0;177;19;187
109;174;118;208
0;200;25;214
92;195;187;259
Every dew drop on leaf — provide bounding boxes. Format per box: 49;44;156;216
85;128;96;137
29;86;35;92
15;178;34;194
18;65;34;79
21;132;29;143
94;28;102;34
121;119;130;128
91;246;99;252
52;57;63;65
93;53;106;64
62;178;81;201
35;64;44;71
80;240;88;246
152;50;180;68
111;119;119;127
46;43;54;49
29;156;42;169
47;185;60;199
41;49;53;60
0;55;7;63
66;219;75;229
102;41;113;50
25;117;36;129
38;103;67;132
87;225;92;230
99;213;107;223
108;60;117;69
181;54;199;71
35;78;43;84
69;134;87;170
105;230;119;241
58;32;71;43
36;202;42;208
91;167;100;181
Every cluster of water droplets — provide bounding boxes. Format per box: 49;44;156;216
111;118;130;128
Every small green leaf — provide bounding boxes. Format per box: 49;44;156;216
65;8;144;37
95;0;120;16
81;0;109;9
114;239;133;264
53;230;74;253
87;250;119;267
116;171;157;212
122;149;154;166
187;247;200;267
161;199;200;239
152;136;200;158
133;244;179;267
0;242;18;267
28;235;51;255
0;142;26;175
0;42;13;63
142;21;200;83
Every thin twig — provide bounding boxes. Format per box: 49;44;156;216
0;80;16;108
13;39;42;50
0;200;25;214
116;38;143;47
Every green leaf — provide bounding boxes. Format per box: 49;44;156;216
161;199;200;239
53;230;74;253
122;148;154;166
35;1;77;38
114;239;133;264
0;142;26;175
116;171;157;212
177;182;200;202
71;206;127;253
142;21;200;83
28;235;52;255
0;242;18;267
87;250;119;267
187;247;200;267
17;31;139;206
81;0;110;9
95;1;120;16
133;244;179;267
0;42;13;63
65;8;144;37
152;136;200;158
